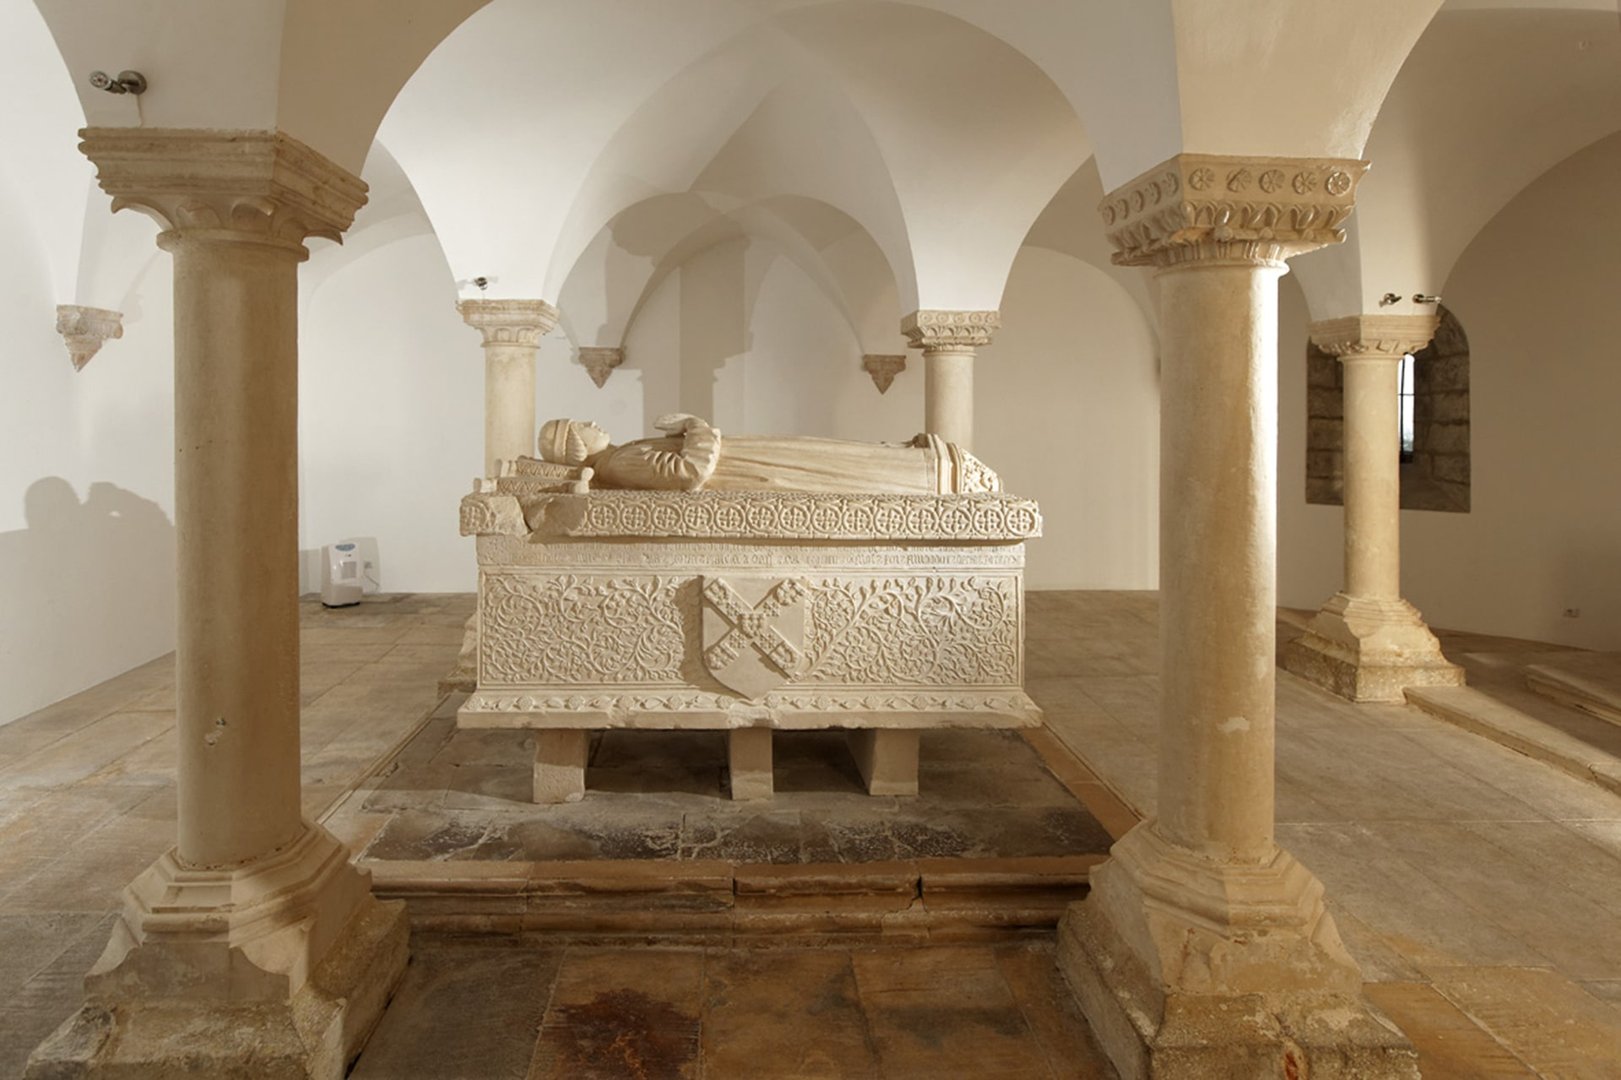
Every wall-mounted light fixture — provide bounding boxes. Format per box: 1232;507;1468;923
88;70;147;95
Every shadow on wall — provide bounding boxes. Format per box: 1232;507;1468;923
0;477;175;725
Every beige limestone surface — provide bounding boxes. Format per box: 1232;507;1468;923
1284;314;1462;703
6;591;1620;1078
1061;153;1415;1080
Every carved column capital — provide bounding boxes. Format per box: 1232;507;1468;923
901;310;999;352
1100;154;1367;268
1309;314;1440;360
457;298;561;348
79;128;368;255
862;354;906;394
578;346;623;388
55;305;123;371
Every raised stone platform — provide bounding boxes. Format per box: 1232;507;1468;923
458;488;1044;802
318;697;1132;939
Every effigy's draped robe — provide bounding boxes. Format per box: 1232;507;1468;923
591;432;979;495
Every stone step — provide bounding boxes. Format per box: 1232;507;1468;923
1524;652;1621;728
1405;685;1621;795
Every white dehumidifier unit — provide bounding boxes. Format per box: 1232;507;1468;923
317;538;380;606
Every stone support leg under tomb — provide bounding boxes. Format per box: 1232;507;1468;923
901;309;999;450
27;129;408;1080
1056;155;1419;1079
442;299;561;696
1283;315;1463;702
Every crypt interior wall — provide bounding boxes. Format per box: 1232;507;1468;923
1278;129;1621;650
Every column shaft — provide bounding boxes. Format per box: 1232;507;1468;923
1341;354;1402;600
166;232;305;869
484;343;537;476
924;346;975;448
1156;259;1283;861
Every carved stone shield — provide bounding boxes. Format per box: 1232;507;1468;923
701;576;809;700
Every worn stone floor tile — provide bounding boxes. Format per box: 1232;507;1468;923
1276;823;1550;970
0;913;116;1080
350;942;563;1080
394;623;469;645
0;657;171;764
0;784;160;864
362;809;498;862
299;625;414;646
1428;967;1621;1079
0;912;105;995
851;945;1056;1079
529;948;704;1080
0;710;172;790
993;943;1117;1078
1364;981;1537;1079
700;949;881;1078
1453;819;1621;919
1367;821;1621;980
1392;723;1621;823
1327;903;1426;983
679;809;803;863
1583;979;1621;1005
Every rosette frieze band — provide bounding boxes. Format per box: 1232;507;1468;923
458;298;562;347
901;309;1000;351
1100;153;1368;267
1309;314;1440;359
79;128;368;251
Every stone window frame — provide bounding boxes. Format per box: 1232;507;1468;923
1305;306;1471;513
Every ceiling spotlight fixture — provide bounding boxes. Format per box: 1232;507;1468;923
1380;292;1402;307
472;276;490;292
88;70;148;95
1412;294;1442;305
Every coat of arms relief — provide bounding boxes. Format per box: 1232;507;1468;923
700;576;810;700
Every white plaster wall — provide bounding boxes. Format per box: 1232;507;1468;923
0;190;177;726
1276;274;1345;614
980;247;1160;590
1278;132;1621;649
621;237;1160;590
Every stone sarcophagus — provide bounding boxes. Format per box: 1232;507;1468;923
458;456;1042;802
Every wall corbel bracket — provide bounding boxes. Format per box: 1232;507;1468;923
56;305;124;371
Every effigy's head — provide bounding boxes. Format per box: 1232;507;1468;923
538;419;611;465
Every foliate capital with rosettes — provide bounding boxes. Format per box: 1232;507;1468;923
1308;314;1440;360
901;310;1000;352
79;128;368;253
1100;154;1368;268
458;299;561;348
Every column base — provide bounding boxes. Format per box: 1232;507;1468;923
1057;824;1417;1080
26;824;409;1079
1283;594;1463;703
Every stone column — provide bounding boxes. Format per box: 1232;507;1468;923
1057;156;1419;1079
901;309;999;449
29;130;407;1080
1283;315;1463;702
458;298;559;478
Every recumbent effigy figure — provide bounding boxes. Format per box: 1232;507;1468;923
458;414;1041;804
535;413;1002;495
